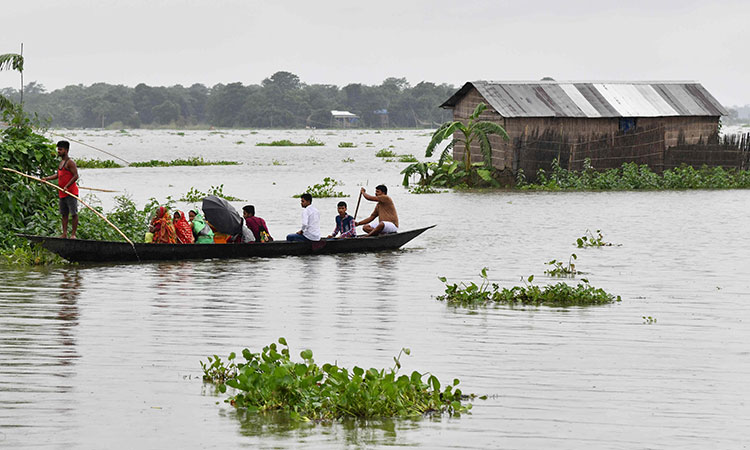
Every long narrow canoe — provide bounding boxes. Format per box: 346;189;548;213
19;226;435;263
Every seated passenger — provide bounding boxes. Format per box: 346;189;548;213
208;222;230;243
286;193;320;242
173;210;195;244
326;201;356;239
242;205;273;242
188;209;214;244
150;206;177;244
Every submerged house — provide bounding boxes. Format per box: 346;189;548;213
440;81;733;180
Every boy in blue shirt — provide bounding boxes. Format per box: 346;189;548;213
327;201;357;238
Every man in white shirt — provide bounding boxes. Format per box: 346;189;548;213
286;193;321;242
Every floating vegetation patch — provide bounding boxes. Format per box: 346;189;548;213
544;254;580;277
1;243;65;266
129;157;239;167
338;142;356;148
437;269;621;308
235;140;245;145
76;158;124;169
375;149;397;158
341;157;355;163
201;338;474;421
398;154;418;163
408;184;443;194
294;177;347;198
642;316;657;324
517;158;750;190
576;229;615;248
180;184;243;202
271;159;286;166
257;137;324;147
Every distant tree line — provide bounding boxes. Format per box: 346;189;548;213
0;71;456;129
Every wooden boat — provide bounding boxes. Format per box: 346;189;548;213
19;226;435;263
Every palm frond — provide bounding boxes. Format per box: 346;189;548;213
0;53;24;72
473;121;510;141
0;94;15;112
438;141;454;167
475;130;494;168
469;102;487;121
425;122;453;157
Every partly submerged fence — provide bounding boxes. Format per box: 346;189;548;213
513;128;750;180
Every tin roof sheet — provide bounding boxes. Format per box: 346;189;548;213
441;81;727;118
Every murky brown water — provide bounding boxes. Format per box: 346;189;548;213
1;130;749;449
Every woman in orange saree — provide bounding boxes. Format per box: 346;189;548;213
150;206;177;244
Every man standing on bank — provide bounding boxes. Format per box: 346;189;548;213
355;184;399;237
286;193;321;242
42;140;79;239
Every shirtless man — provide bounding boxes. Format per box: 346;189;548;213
355;184;399;237
42;141;79;239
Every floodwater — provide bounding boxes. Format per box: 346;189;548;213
1;129;749;449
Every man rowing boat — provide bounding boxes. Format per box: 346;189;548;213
355;185;398;237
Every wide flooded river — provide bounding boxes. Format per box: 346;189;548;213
1;129;749;449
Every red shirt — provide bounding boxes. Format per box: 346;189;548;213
245;216;269;242
57;160;79;198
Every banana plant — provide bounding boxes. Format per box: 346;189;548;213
425;102;509;186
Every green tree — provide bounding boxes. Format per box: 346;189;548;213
425;102;509;186
0;53;24;112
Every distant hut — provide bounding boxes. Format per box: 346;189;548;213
440;81;730;180
331;110;360;128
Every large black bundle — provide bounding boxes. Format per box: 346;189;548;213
201;196;252;242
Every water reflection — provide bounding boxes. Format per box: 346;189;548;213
226;408;419;448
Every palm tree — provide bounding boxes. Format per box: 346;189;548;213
0;53;24;112
425;102;509;185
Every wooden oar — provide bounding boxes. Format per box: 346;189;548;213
353;189;363;222
2;167;134;247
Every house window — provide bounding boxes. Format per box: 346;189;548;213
619;118;636;132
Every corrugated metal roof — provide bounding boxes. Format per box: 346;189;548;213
441;81;728;118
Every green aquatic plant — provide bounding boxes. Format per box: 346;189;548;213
338;142;356;148
293;177;347;198
341;157;355;163
180;185;242;202
271;159;286;166
437;269;621;307
544;254;578;277
1;242;65;265
398;154;418;163
642;316;657;324
201;338;474;421
375;149;397;158
517;158;750;191
576;229;613;248
129;157;238;167
256;137;324;147
408;184;442;194
76;158;124;169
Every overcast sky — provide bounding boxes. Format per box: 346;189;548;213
2;0;748;105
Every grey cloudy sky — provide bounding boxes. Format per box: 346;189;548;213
3;0;748;105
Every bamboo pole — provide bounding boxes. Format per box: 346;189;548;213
2;167;134;246
47;132;131;165
79;186;119;193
